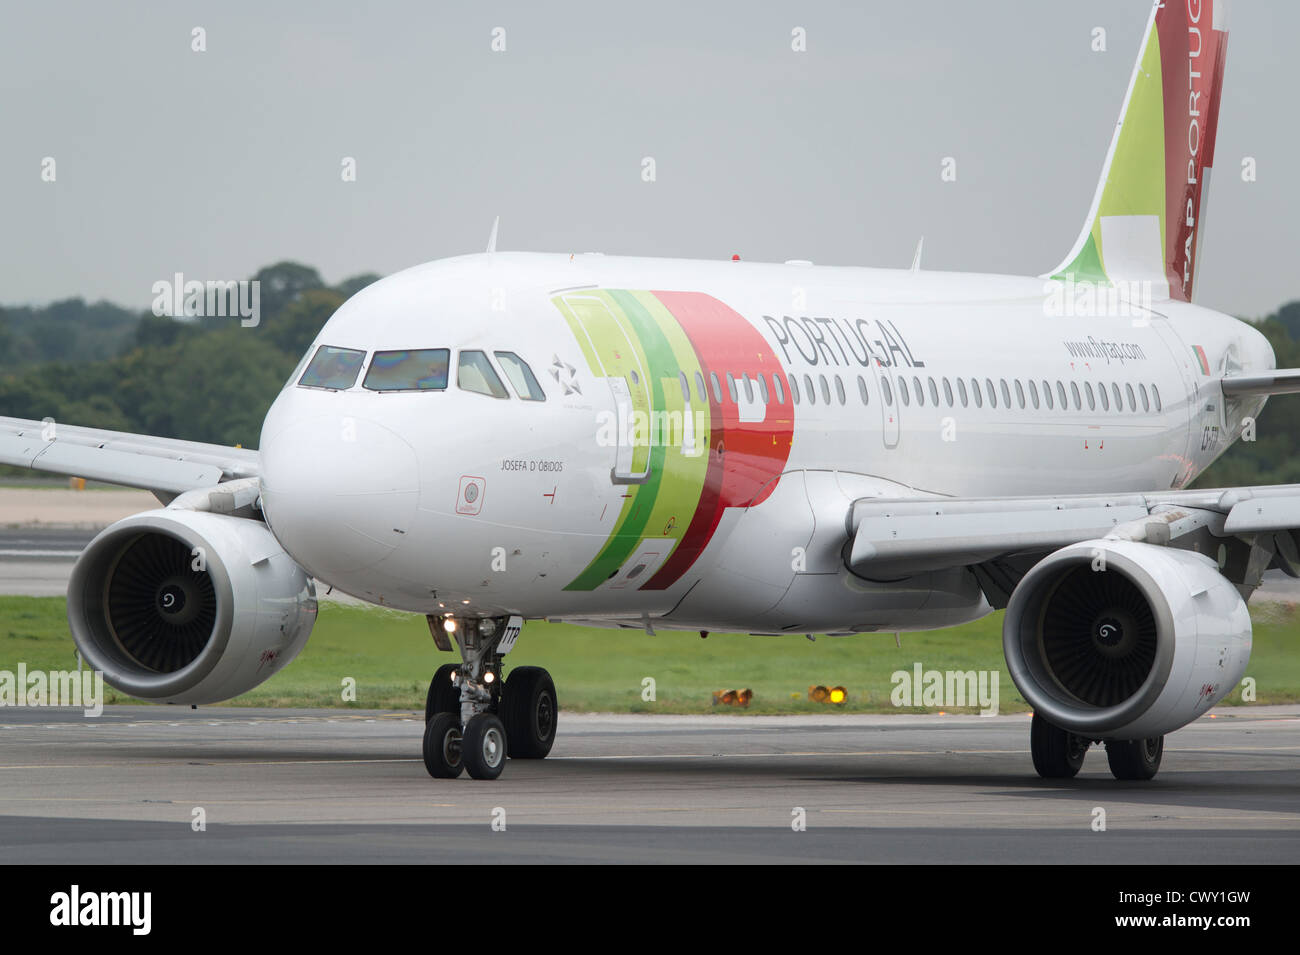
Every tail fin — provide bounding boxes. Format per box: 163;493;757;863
1048;0;1229;302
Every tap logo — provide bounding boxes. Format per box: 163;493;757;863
549;355;581;395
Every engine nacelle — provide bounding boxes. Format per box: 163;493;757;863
68;509;317;704
1003;539;1250;740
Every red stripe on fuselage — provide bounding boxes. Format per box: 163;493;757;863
642;290;794;590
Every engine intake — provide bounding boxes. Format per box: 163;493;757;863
1003;540;1250;740
69;509;316;704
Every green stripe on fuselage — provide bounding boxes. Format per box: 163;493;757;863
555;289;711;592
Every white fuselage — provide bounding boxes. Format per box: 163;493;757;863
255;252;1272;634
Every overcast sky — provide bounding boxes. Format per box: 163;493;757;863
2;1;1295;318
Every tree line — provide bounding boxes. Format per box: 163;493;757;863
0;263;376;449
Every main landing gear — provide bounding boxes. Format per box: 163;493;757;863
422;614;557;780
1029;713;1164;781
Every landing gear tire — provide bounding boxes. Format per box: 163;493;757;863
423;712;464;778
463;713;508;780
503;666;557;759
1030;713;1089;779
424;663;460;722
1105;736;1163;780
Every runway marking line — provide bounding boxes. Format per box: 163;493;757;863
3;742;1300;772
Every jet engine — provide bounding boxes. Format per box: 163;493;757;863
1003;539;1250;740
67;509;317;704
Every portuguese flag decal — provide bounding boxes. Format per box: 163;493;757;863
1192;345;1211;376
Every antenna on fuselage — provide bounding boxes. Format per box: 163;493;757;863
486;216;500;253
910;236;924;273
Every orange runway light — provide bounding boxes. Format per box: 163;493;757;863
712;688;752;707
809;686;848;705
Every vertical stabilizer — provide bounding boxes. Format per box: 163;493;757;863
1048;1;1229;302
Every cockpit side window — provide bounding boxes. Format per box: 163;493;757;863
493;351;546;401
457;350;509;398
363;349;450;391
298;345;366;390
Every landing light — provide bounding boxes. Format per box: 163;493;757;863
443;618;457;633
484;671;495;685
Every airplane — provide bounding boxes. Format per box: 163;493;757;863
1;0;1291;781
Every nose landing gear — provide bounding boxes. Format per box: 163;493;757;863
421;615;556;780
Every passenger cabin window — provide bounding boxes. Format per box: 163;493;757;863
299;345;366;391
494;351;546;400
364;348;450;391
457;350;509;398
773;374;785;404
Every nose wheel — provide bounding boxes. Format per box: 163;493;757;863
421;615;555;779
462;713;508;779
502;666;557;759
423;713;464;778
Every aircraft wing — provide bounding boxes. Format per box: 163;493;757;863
846;484;1300;604
1221;369;1300;397
0;415;259;497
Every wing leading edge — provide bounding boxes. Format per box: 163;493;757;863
847;485;1300;604
0;415;259;498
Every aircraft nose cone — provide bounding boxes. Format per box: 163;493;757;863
260;414;420;578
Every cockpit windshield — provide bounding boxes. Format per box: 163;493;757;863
457;350;509;398
298;345;366;390
297;344;545;401
363;349;450;391
494;351;546;401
